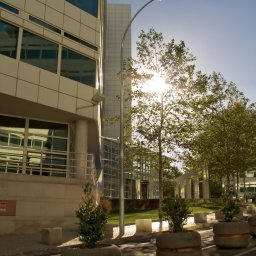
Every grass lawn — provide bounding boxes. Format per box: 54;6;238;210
108;209;158;225
107;203;221;225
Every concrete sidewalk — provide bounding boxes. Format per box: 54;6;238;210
1;213;256;256
0;215;214;256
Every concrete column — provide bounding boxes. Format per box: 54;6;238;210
75;120;88;179
186;178;192;199
135;179;141;199
174;183;180;197
180;182;185;199
203;180;210;200
194;178;200;200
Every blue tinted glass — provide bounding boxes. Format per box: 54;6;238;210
21;30;58;73
0;20;18;58
61;47;96;87
66;0;98;17
42;50;57;59
26;50;40;59
64;32;98;51
29;16;61;34
0;2;19;14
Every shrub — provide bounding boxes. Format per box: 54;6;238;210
100;197;112;214
163;196;191;232
76;183;107;248
221;192;240;222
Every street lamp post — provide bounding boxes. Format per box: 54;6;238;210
119;0;156;236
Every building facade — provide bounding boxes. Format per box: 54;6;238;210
102;3;131;198
0;0;104;234
103;3;131;139
102;3;160;200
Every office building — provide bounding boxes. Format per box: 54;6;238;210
103;3;160;199
102;3;131;198
0;0;104;234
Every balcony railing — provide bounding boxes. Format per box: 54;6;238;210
0;145;96;181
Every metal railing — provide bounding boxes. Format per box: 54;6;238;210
0;145;96;181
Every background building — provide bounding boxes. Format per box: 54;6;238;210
103;3;131;138
0;0;104;234
102;3;160;200
102;3;131;198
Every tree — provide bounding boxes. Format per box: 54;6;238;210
163;166;182;197
182;72;256;196
123;28;201;225
76;183;107;248
121;28;256;214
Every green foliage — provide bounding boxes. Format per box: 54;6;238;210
118;27;256;217
126;28;200;223
209;181;223;198
75;183;107;248
182;72;256;188
221;191;240;222
163;196;191;233
163;167;182;197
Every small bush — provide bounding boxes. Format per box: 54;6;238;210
221;192;240;222
163;196;191;233
76;183;107;248
100;197;112;214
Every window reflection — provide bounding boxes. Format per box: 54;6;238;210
28;120;68;177
20;30;58;73
66;0;98;17
0;116;25;173
61;47;96;87
0;20;18;58
0;116;68;177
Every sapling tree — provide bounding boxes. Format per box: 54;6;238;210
76;183;107;248
123;28;202;226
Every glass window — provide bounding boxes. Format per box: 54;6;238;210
28;120;68;177
61;47;96;87
0;133;8;145
0;20;19;58
28;120;68;151
64;32;98;51
66;0;98;17
0;116;25;173
20;30;58;73
29;16;61;34
10;134;21;146
0;2;19;14
0;115;70;177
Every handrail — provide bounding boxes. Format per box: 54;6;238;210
0;146;96;181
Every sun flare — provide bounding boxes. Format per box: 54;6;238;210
141;73;168;94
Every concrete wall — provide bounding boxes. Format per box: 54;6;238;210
0;173;84;234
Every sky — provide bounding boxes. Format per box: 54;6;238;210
107;0;256;102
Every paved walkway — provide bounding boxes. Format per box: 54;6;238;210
0;213;256;256
0;215;210;256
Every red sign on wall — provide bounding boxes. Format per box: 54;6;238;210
0;202;7;212
0;201;16;216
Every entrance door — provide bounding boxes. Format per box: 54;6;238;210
141;182;148;199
